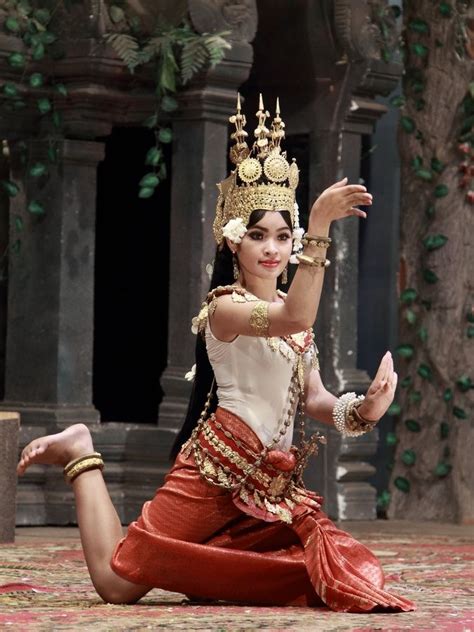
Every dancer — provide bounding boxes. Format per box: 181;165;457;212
17;95;414;612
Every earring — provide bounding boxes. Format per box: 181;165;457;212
281;265;288;284
232;253;239;280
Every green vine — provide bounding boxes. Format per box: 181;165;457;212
378;1;474;506
103;6;231;198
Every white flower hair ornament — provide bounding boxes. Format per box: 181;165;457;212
222;217;247;244
184;364;196;382
290;202;304;263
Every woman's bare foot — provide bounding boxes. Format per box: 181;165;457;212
17;423;94;476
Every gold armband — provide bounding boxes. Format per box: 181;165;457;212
296;254;331;268
249;301;270;337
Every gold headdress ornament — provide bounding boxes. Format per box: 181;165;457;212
213;93;300;246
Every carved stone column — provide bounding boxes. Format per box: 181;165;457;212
1;140;104;427
157;2;258;452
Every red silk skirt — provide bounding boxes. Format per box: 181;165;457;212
111;408;415;612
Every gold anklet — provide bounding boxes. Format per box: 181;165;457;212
63;452;104;484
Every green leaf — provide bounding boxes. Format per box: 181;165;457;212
411;80;425;94
29;162;48;178
453;406;467;419
396;344;414;359
138;186;155;199
423;234;448;251
145;147;162;167
387;402;401;416
144;113;158;129
15;216;23;231
434;462;451;477
37;98;52;115
139;173;159;188
5;17;21;33
434;184;449;198
416;169;433;181
440;422;449;439
160;48;178;92
377;490;391;509
402;449;416;466
158;162;167;180
29;73;44;88
415;130;425;142
415;98;426;111
8;52;26;68
55;83;68;97
11;239;21;254
1;181;19;197
467;325;474;339
405;419;421;432
467;311;474;323
32;43;45;61
47;145;58;164
409;19;429;34
456;375;473;392
411;43;428;58
28;200;45;215
52;111;62;129
400;376;412;388
2;83;18;98
394;476;410;493
411;155;423;169
33;8;51;25
461;114;474;135
439;2;453;17
423;269;438;284
431;158;445;173
401;116;415;133
386;432;398;446
409;390;422;404
417;363;432;380
390;95;405;108
405;309;416;325
109;5;125;23
158;127;173;143
425;205;435;219
400;288;417;304
443;388;453;402
418;326;428;342
161;95;179;112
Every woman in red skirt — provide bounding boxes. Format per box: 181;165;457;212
17;95;414;612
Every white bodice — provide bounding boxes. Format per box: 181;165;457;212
205;322;305;450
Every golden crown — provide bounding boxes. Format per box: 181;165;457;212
213;94;300;245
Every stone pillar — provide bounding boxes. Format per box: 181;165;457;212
1;139;104;426
0;412;19;542
158;5;257;449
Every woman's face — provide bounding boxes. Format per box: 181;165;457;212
231;211;292;281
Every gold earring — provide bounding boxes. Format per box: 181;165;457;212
232;254;239;280
281;265;288;284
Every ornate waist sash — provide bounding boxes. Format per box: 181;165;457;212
183;407;318;524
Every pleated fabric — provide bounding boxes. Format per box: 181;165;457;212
111;409;415;612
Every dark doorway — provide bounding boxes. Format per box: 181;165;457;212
93;127;171;422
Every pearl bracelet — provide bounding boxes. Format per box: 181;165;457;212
332;392;370;437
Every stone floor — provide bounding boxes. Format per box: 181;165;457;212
14;519;474;543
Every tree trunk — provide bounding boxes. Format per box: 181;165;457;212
388;0;474;522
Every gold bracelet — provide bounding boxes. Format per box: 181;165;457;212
249;301;270;336
303;234;331;247
296;254;331;268
63;452;104;484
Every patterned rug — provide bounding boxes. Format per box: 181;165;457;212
0;528;473;631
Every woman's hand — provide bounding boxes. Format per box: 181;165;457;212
309;177;372;227
357;351;398;423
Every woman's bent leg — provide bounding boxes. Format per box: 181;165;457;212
17;423;151;604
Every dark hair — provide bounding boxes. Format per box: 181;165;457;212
169;209;292;460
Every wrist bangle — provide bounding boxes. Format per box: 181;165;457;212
302;234;331;249
332;393;376;437
296;254;331;268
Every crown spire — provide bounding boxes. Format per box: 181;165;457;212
229;92;249;165
254;93;270;157
269;96;285;153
